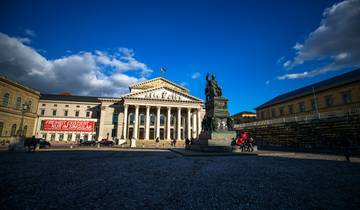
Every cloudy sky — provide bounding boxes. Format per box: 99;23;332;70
0;0;359;113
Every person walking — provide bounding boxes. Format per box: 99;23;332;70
341;136;351;162
155;137;160;148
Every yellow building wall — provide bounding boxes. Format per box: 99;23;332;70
257;81;360;119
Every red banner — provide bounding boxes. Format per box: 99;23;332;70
43;120;95;132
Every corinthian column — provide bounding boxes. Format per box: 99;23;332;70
122;104;128;140
145;106;150;140
177;107;181;140
156;106;161;139
134;105;139;139
187;108;191;139
167;107;171;140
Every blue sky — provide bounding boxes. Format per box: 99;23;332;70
1;0;359;114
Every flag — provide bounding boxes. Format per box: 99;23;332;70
160;67;167;73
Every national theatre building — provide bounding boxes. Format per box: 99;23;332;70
34;77;205;146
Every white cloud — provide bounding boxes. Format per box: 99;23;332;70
265;80;270;85
16;37;32;44
277;56;285;64
24;29;36;37
278;0;360;79
191;72;201;79
0;32;152;97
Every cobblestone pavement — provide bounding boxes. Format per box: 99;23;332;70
0;149;359;210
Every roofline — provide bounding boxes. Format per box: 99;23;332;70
0;75;40;96
129;77;189;92
255;69;360;110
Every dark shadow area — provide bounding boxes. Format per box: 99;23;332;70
0;150;359;210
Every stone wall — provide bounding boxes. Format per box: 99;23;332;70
238;115;360;154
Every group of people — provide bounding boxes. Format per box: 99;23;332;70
231;132;255;152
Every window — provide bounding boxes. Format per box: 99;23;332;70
42;104;46;106
75;134;80;141
54;104;57;107
288;105;293;114
112;112;118;124
342;91;352;104
23;125;28;136
67;134;72;141
28;100;32;111
261;112;265;119
87;106;91;108
324;95;333;107
10;124;16;136
150;114;155;125
2;93;10;107
52;110;57;116
51;133;55;141
279;107;284;116
40;109;45;116
40;120;45;130
271;108;276;118
64;110;68;116
65;105;69;107
160;114;165;126
42;133;47;139
16;97;21;109
311;99;317;111
129;113;135;125
140;114;145;125
59;133;64;141
75;111;79;117
0;122;3;136
76;105;80;108
299;102;305;112
86;111;91;118
170;115;175;126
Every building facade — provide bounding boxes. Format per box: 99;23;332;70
256;69;360;120
34;94;101;142
231;111;256;124
0;76;40;142
34;77;205;145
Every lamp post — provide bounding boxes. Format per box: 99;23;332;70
10;102;29;151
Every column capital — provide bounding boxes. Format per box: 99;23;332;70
146;105;151;109
124;104;129;108
134;105;140;108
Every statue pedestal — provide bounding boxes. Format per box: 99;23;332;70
190;97;236;152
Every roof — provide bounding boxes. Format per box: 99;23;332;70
256;68;360;110
129;77;189;92
40;93;102;103
0;75;40;96
231;111;256;117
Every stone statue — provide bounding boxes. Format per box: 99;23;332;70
205;73;223;102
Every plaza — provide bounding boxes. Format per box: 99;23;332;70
0;149;359;210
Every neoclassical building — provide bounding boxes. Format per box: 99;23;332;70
34;77;205;146
98;77;204;144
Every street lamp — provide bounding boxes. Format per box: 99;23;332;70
9;102;29;151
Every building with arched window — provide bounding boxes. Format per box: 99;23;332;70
0;75;40;142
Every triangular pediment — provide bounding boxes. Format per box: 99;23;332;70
129;77;188;93
123;87;202;102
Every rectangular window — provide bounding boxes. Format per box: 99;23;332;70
52;110;57;116
67;134;72;141
65;105;69;107
42;104;46;106
54;104;57;107
279;107;284;116
40;109;45;116
75;111;79;117
51;133;55;141
42;133;47;139
59;133;64;141
324;95;333;107
64;110;68;116
311;99;316;111
342;91;352;104
76;105;80;108
271;108;276;118
86;111;91;118
288;105;293;114
299;102;305;112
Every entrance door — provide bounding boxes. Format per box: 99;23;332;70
149;128;155;140
160;128;165;140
